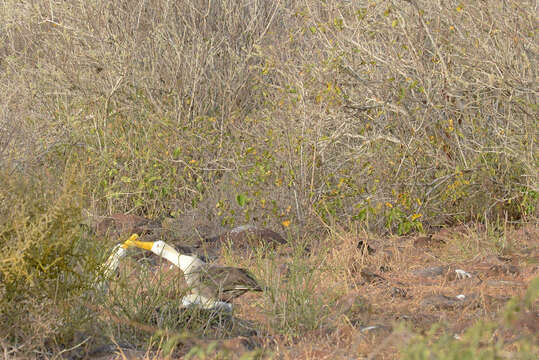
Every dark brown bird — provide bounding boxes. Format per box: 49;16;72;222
190;264;262;302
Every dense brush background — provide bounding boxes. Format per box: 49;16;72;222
0;0;537;357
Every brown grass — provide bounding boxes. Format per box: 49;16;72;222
225;223;538;359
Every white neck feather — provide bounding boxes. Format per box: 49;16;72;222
153;242;203;274
96;244;127;291
103;245;127;277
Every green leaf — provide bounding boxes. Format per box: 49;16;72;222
236;193;247;207
147;176;161;183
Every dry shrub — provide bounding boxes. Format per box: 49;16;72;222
1;0;536;233
252;0;537;231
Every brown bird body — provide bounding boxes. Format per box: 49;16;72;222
188;265;262;302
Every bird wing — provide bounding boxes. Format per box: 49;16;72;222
200;266;262;292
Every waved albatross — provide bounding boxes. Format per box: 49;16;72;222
120;234;262;310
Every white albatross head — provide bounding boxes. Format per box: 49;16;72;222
122;236;204;273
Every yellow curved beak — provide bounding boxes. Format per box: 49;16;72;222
121;234;154;251
121;234;139;248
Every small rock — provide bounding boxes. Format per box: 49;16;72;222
360;269;386;283
413;235;445;248
488;263;520;276
421;294;469;309
390;287;407;298
412;265;449;278
357;239;377;254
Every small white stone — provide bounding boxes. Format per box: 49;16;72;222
455;269;472;279
360;325;379;332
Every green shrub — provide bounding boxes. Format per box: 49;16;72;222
0;166;95;353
